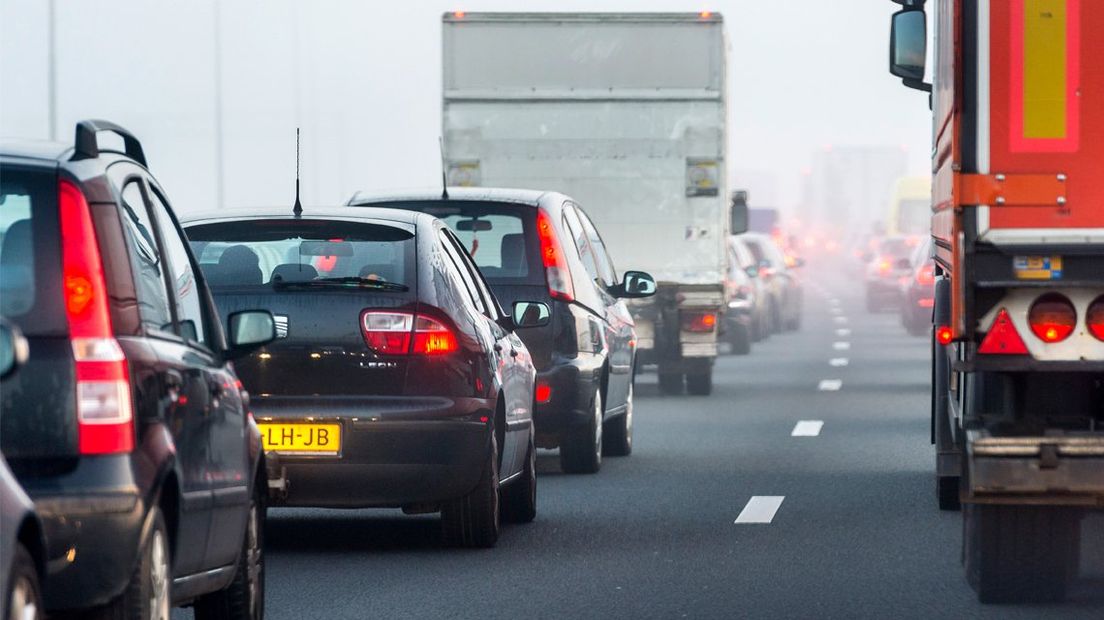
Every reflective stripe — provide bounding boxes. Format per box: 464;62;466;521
1010;0;1080;152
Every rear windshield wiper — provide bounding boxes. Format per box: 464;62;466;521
272;276;409;292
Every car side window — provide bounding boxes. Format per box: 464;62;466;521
118;180;174;335
561;205;601;284
437;229;486;314
146;185;208;346
576;208;617;288
444;230;500;320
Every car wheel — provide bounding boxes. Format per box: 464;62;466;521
603;381;633;457
560;389;603;474
442;433;500;548
501;431;537;524
91;507;171;620
194;481;266;620
657;370;684;395
686;370;713;396
730;326;751;355
6;543;42;620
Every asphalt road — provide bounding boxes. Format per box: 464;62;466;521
177;262;1104;619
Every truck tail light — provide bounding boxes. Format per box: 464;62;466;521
936;325;953;345
60;180;134;455
917;264;935;286
535;381;552;404
978;308;1029;355
536;209;574;302
361;311;458;356
1088;297;1104;341
681;311;717;333
1028;294;1076;343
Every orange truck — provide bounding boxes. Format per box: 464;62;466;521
888;0;1104;603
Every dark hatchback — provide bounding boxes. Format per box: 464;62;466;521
0;123;274;618
183;208;547;548
347;188;656;474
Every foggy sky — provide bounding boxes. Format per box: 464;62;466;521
0;0;931;216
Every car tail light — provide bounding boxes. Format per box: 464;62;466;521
361;311;458;356
917;264;935;286
1088;297;1104;341
535;382;552;404
936;325;953;345
877;257;892;275
536;210;574;302
978;308;1029;355
1027;293;1076;343
60;180;134;455
681;311;717;333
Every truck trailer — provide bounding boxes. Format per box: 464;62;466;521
889;0;1104;603
441;12;734;395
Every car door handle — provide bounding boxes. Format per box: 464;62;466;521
510;349;519;358
494;344;504;353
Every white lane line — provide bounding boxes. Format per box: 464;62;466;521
828;297;840;305
836;328;851;337
833;341;851;351
834;316;849;324
791;420;824;437
735;496;786;524
829;357;850;367
818;379;843;391
829;307;842;315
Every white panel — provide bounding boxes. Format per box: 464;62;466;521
977;0;991;175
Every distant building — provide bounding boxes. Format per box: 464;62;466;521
797;146;908;234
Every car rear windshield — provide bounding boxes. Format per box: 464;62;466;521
185;219;416;291
364;201;541;285
0;166;65;335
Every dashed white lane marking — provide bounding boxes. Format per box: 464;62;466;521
828;298;841;306
835;328;851;337
834;316;849;324
818;379;843;391
829;307;842;315
829;358;850;367
735;496;786;524
791;420;824;437
833;341;851;351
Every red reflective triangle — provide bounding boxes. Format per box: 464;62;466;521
978;309;1029;355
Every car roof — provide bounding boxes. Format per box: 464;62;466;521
348;186;553;208
0;139;72;162
180;206;426;228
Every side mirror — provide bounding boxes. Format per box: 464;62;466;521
227;310;277;356
512;301;551;329
0;320;29;380
745;265;759;279
730;199;749;235
890;9;931;92
612;271;657;299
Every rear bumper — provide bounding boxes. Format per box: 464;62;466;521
967;431;1104;506
20;456;144;612
253;396;493;508
532;355;601;445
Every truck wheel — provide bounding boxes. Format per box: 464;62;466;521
6;543;43;620
686;371;713;396
963;504;1079;603
936;476;960;511
932;332;960;511
194;481;266;620
603;381;633;457
501;431;537;523
442;434;500;548
658;371;684;395
560;390;603;474
91;507;171;620
730;326;751;355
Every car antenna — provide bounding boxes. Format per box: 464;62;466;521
293;127;303;218
439;136;449;200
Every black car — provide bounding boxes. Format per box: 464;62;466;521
1;321;45;620
0;122;275;619
347;188;656;474
183;207;547;548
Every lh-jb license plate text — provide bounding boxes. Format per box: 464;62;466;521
258;423;341;455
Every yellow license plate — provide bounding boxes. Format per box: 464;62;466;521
258;423;341;454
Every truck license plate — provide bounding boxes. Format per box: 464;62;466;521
1013;255;1063;280
258;423;341;455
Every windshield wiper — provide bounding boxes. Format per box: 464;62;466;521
272;276;409;292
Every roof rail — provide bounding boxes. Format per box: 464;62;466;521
71;119;147;167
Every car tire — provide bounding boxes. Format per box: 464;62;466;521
964;504;1079;603
442;434;500;548
936;475;960;511
501;431;537;524
730;327;751;355
6;543;43;620
560;390;603;474
603;381;634;457
90;507;171;620
194;481;266;620
657;371;684;395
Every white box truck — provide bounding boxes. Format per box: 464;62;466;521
442;12;734;394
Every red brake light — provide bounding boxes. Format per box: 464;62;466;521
60;180;134;455
936;325;953;345
1088;297;1104;341
978;308;1029;355
535;382;552;404
536;210;574;302
877;258;892;275
917;264;935;286
360;311;458;356
681;311;717;333
1028;294;1076;343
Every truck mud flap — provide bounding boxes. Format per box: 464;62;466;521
967;431;1104;505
